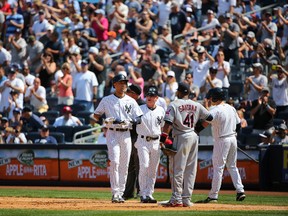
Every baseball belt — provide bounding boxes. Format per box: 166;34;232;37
140;135;159;142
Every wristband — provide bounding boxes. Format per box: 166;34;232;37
160;133;168;143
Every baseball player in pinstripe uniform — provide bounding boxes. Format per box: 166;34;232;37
197;87;245;203
93;74;143;203
159;82;212;207
135;86;165;203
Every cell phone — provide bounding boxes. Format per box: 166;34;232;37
271;65;278;70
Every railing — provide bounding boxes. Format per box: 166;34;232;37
73;124;105;144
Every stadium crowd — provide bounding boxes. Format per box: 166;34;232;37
0;0;287;145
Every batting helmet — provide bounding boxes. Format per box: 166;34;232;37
207;87;226;102
112;74;128;85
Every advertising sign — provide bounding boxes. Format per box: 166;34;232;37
0;149;58;180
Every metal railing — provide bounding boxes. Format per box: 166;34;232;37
73;124;105;144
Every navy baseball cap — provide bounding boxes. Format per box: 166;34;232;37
177;82;190;95
128;84;142;95
146;87;158;96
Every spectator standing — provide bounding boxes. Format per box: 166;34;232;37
31;9;49;40
34;125;57;144
161;70;178;103
88;47;105;99
105;31;120;54
221;13;240;68
53;106;82;127
35;51;57;89
74;29;89;59
24;78;48;113
4;2;24;40
5;90;21;121
7;28;27;66
169;1;186;39
157;0;171;34
217;0;236;18
185;45;215;88
26;35;44;74
73;59;98;112
44;31;64;65
200;66;223;96
244;63;268;102
108;0;129;31
137;43;161;83
0;68;25;112
91;9;109;42
184;71;200;99
117;30;139;62
212;50;230;98
0;40;11;66
22;62;35;87
57;63;73;106
257;11;277;50
250;87;276;134
268;65;288;117
169;40;189;82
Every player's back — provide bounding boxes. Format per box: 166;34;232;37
210;103;239;138
165;99;209;136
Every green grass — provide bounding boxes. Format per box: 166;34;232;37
0;188;287;216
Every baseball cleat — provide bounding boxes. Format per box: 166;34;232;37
159;200;183;207
140;196;147;203
183;199;193;207
195;197;218;203
236;193;246;201
118;196;125;203
111;195;119;203
146;196;157;203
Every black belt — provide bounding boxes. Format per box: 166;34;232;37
140;135;159;142
109;128;129;132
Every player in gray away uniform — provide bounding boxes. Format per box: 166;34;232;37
159;82;212;207
136;86;165;203
197;88;245;203
93;74;143;203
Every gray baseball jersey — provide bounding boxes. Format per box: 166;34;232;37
164;99;211;136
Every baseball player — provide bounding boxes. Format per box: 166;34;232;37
93;74;143;203
197;87;245;203
159;82;212;207
135;86;165;203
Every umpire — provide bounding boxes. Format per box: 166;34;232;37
123;84;146;199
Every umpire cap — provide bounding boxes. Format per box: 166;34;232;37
112;74;128;85
207;87;226;102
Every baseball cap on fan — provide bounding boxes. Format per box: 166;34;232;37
127;83;142;95
247;31;255;39
196;46;205;54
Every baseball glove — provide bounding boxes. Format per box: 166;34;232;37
160;142;177;156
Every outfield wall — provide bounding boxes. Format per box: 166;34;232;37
0;144;286;190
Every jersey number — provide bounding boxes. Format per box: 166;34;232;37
183;113;194;128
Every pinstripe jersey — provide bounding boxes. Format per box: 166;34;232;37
208;104;240;138
94;94;143;128
164;99;210;136
136;105;165;137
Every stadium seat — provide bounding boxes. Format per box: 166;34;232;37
242;133;262;148
72;125;93;143
46;97;58;110
71;104;87;115
55;126;74;143
228;81;243;100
